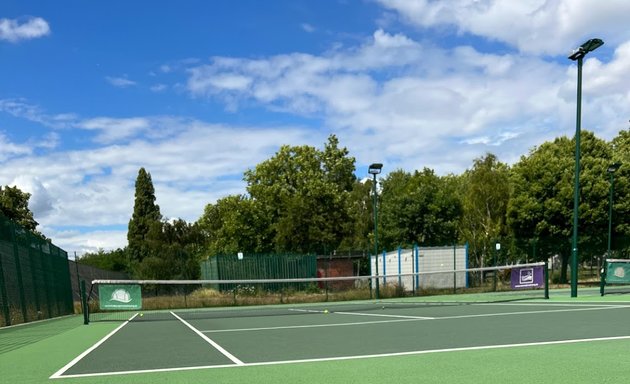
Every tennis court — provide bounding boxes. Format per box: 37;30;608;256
50;295;630;379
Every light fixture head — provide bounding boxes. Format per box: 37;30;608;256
368;163;383;175
607;162;621;174
568;38;604;61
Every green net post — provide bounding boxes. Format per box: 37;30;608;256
544;261;549;299
80;280;89;325
600;260;606;296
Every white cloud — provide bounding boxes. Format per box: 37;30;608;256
150;84;168;92
301;23;315;33
181;27;630;176
377;0;630;55
106;76;137;88
78;117;151;143
4;7;630;254
0;116;321;252
0;98;76;129
0;133;32;160
45;227;129;256
9;175;55;218
0;17;50;43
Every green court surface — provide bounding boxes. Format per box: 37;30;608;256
3;289;630;384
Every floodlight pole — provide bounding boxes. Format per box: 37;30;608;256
568;38;603;298
570;54;583;298
369;163;383;299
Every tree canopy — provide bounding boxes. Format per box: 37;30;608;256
82;129;630;281
127;167;161;264
0;185;38;232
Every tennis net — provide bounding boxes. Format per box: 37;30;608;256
86;262;548;323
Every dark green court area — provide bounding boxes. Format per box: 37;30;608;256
54;299;630;379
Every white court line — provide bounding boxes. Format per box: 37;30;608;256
289;307;433;319
477;302;630;307
170;311;244;366
289;308;325;314
334;311;434;319
437;304;630;321
52;335;630;379
49;313;138;379
204;304;629;333
203;318;420;333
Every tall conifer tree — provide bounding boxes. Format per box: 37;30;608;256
127;168;161;263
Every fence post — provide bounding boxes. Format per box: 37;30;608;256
28;246;42;319
81;279;89;325
39;241;53;318
453;243;457;294
414;243;419;291
397;246;402;288
382;249;387;286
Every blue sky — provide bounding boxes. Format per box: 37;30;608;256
1;0;630;255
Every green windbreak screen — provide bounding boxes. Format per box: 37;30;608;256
0;214;73;327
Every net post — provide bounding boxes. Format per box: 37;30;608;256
544;261;549;299
80;279;89;325
599;259;606;296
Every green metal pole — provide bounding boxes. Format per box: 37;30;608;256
602;171;615;296
493;243;497;291
373;173;380;300
80;280;89;325
607;171;615;261
571;56;583;298
544;262;549;299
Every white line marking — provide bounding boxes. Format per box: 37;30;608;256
203;304;629;333
437;304;630;321
52;335;630;379
203;318;419;333
334;311;434;319
477;302;630;307
289;308;324;314
170;311;244;366
288;307;433;319
50;313;138;379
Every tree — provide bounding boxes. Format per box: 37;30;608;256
198;195;267;255
0;185;38;231
379;168;462;249
508;132;611;282
337;179;373;252
242;135;356;254
79;248;128;272
609;129;630;256
127;168;161;265
460;154;511;269
136;219;204;279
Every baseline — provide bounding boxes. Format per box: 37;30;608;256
52;335;630;379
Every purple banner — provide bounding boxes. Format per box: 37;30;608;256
510;265;544;289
